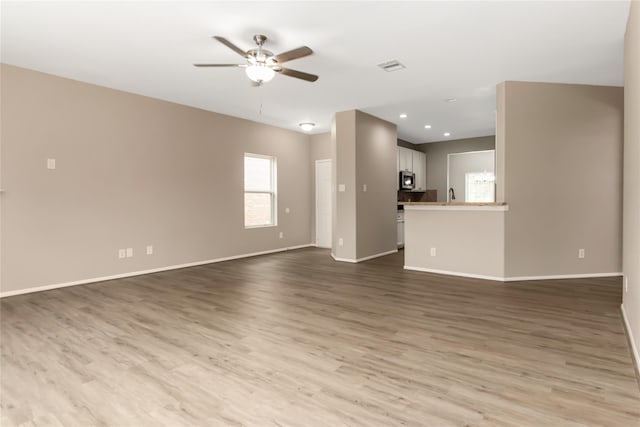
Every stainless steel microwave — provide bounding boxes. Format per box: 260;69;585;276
400;171;415;190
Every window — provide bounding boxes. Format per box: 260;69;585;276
244;153;277;227
465;172;495;202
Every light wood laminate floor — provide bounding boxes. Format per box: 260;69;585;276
1;248;639;426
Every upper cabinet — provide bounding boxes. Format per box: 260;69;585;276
413;151;426;192
398;147;413;172
396;146;427;192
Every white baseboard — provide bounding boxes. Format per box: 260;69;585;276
404;266;505;282
404;266;623;283
0;244;315;298
621;303;640;381
504;272;623;282
332;254;357;263
332;249;398;264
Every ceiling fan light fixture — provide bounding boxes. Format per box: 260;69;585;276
245;63;275;83
299;123;315;132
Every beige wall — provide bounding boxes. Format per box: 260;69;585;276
500;81;623;278
496;83;506;202
417;136;496;202
623;0;640;370
404;207;505;279
0;64;313;294
332;110;396;261
332;111;357;260
355;111;397;260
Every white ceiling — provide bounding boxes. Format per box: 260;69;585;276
1;1;630;144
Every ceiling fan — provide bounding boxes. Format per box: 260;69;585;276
194;35;318;84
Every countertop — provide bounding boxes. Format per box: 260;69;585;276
398;202;507;206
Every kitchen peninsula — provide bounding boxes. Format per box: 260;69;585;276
402;202;509;281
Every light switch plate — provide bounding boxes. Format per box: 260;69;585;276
338;184;346;192
47;158;56;169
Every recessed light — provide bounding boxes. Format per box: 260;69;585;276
443;132;451;137
424;125;432;129
400;113;407;119
299;123;315;132
446;98;457;103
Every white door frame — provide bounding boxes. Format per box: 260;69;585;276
446;150;495;202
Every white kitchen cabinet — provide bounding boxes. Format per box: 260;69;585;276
397;211;404;247
398;147;413;172
412;150;426;192
397;146;427;192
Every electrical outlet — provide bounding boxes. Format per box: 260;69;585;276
118;249;126;259
126;248;133;258
430;247;437;257
47;158;56;169
279;232;284;239
285;207;290;214
338;184;346;192
578;248;585;259
338;238;344;246
146;245;153;255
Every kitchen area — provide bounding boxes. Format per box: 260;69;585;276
395;137;507;280
395;144;437;247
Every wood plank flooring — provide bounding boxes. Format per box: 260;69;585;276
1;248;639;426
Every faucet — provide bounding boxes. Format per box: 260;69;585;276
448;187;456;202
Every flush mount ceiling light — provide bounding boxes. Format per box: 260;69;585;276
299;123;315;132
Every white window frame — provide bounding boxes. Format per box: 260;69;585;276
244;153;277;228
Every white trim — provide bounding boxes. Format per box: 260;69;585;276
504;272;623;282
621;303;640;378
0;244;314;298
332;255;357;263
404;265;505;282
404;266;623;283
447;149;496;203
356;249;398;262
404;204;508;212
331;249;398;264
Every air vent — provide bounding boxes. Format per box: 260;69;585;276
377;60;406;72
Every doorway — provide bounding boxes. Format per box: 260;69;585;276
315;159;332;248
447;150;495;202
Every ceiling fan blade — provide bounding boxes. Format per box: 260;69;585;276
273;46;313;64
274;67;318;82
193;63;245;67
213;36;248;58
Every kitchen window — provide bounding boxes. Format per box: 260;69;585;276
244;153;277;228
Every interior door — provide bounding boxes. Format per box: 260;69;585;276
315;159;332;248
